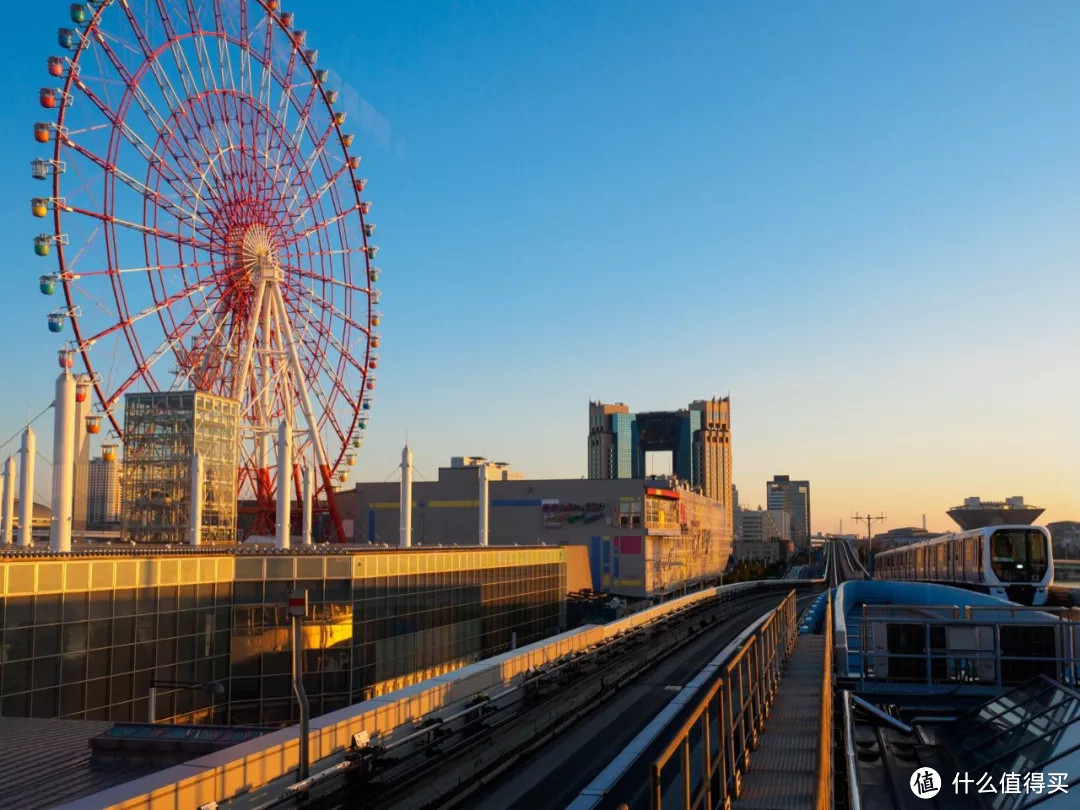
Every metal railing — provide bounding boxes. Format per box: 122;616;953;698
841;690;862;810
649;589;800;810
857;605;1080;689
815;589;833;810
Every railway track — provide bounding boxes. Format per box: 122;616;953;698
308;588;807;810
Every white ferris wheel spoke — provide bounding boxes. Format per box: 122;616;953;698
281;292;368;381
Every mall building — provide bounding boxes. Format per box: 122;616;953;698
354;460;732;600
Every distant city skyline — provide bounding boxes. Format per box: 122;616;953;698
0;3;1076;535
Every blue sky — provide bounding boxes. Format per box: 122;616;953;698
2;1;1078;533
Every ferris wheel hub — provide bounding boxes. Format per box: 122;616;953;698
241;224;282;284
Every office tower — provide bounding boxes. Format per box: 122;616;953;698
767;475;811;548
587;402;634;479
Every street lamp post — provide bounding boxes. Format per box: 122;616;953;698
288;589;311;781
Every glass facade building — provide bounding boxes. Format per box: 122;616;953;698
0;547;566;726
587;399;732;506
123;391;240;545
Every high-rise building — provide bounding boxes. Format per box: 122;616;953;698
587;402;634;479
686;398;731;504
87;456;122;527
767;475;811;548
587;399;732;504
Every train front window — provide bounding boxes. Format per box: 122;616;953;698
990;530;1049;583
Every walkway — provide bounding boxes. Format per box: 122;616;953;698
731;635;826;810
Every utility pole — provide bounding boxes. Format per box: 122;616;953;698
851;512;886;560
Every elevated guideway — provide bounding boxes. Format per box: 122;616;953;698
565;589;830;810
826;536;870;588
379;589;800;810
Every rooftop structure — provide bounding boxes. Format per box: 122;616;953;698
122;391;240;545
449;455;524;480
948;495;1045;530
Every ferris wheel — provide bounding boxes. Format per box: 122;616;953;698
31;0;380;541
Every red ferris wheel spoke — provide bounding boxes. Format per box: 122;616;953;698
292;354;350;447
81;25;227;209
296;332;361;414
69;71;212;218
63;257;227;280
80;277;211;350
275;96;334;194
60;126;210;231
124;5;233;189
101;288;226;410
181;1;243;169
287;163;353;221
288;203;360;243
287;266;370;295
64;203;216;253
287;280;369;338
271;290;351;421
234;0;254;97
150;4;239;200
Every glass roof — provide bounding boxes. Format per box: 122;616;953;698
941;676;1080;808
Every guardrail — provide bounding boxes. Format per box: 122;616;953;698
648;589;799;809
855;607;1080;690
815;589;833;810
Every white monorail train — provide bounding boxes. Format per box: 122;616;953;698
874;525;1054;606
